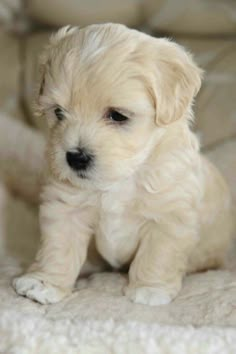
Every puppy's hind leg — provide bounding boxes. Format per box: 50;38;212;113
125;221;197;306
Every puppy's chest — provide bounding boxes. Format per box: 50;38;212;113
95;185;142;268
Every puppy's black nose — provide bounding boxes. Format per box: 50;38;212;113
66;148;93;171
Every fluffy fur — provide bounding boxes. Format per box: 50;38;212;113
13;24;233;306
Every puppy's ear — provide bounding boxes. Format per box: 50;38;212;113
34;26;79;115
149;39;203;126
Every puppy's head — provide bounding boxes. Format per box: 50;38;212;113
36;24;202;188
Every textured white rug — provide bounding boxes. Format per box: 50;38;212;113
0;138;235;354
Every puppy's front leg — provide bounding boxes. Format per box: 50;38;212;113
125;221;197;306
13;186;94;304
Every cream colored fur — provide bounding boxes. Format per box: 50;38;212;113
13;24;233;306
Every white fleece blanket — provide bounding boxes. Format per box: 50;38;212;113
0;135;236;353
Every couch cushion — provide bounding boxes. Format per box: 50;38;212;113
0;29;25;121
27;0;141;28
0;0;27;32
146;0;236;35
178;38;236;148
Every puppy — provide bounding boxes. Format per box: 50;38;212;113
13;24;233;306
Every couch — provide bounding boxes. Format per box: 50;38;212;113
0;1;236;352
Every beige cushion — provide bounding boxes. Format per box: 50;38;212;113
0;30;25;121
0;0;25;31
206;139;236;207
179;38;236;148
147;0;236;35
27;0;141;27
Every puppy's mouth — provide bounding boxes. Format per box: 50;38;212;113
76;171;89;179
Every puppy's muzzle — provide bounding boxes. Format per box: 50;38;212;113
66;148;93;172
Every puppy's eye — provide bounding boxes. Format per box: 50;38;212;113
108;110;128;123
54;107;64;121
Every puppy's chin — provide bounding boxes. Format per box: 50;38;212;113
53;166;129;191
75;170;90;180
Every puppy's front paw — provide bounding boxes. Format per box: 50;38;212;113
13;274;70;304
124;285;176;306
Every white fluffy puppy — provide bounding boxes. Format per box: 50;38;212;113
13;24;233;306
